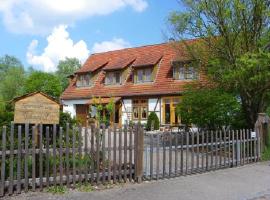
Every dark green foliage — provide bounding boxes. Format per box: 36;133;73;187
262;130;270;161
262;148;270;161
146;112;160;131
59;112;77;128
24;71;62;98
176;87;241;129
0;111;14;127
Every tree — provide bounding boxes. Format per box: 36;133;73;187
24;71;62;98
0;66;25;102
176;86;241;130
0;55;23;80
169;0;270;127
56;58;81;90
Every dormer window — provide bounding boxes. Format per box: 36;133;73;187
76;73;92;87
173;62;198;80
105;71;121;85
134;67;153;83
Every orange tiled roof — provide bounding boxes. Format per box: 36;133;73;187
76;57;108;73
103;56;136;71
133;52;163;67
61;40;206;100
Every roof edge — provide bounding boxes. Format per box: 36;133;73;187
13;91;60;104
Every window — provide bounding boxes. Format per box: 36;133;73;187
76;74;92;87
173;62;198;80
132;99;148;120
105;71;121;85
134;68;153;83
133;107;139;119
145;68;152;82
141;106;148;119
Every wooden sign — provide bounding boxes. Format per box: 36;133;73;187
14;92;60;124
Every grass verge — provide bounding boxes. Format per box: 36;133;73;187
75;183;95;192
46;185;67;195
262;146;270;161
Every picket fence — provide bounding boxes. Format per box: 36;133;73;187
0;123;144;197
143;129;260;180
0;123;262;197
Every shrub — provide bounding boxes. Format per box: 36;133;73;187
146;112;159;131
0;111;14;127
262;130;270;161
59;112;77;128
262;147;270;161
176;86;241;130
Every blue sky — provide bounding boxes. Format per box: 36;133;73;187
0;0;181;71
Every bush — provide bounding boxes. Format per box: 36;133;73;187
262;147;270;161
176;86;241;130
262;130;270;161
0;111;14;127
59;112;77;128
146;112;159;131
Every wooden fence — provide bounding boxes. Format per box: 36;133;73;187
143;129;261;180
0;123;144;197
0;123;263;197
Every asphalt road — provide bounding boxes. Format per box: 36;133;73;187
4;162;270;200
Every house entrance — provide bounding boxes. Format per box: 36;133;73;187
165;100;171;124
76;104;89;126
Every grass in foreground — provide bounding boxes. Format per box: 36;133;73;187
75;183;94;192
46;185;67;195
262;146;270;161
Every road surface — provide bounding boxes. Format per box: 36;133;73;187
5;162;270;200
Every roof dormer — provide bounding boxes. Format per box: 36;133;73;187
171;60;198;80
103;56;135;86
132;53;163;84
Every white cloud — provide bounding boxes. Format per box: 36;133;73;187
27;25;90;72
0;0;148;35
92;38;131;53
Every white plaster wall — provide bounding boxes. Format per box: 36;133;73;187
121;99;132;125
62;99;89;118
148;98;161;122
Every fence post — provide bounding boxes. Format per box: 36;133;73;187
255;113;270;159
135;124;144;183
236;140;241;165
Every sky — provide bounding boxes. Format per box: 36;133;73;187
0;0;181;72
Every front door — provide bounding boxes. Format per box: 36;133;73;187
110;102;122;127
76;104;89;126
